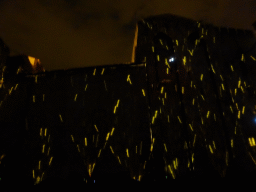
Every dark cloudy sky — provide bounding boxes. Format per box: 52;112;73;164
0;0;255;71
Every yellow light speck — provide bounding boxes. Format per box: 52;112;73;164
49;157;53;165
93;68;96;75
207;111;210;118
157;55;160;61
14;84;18;90
152;46;154;52
59;114;63;122
241;54;245;62
33;170;35;178
167;68;169;74
183;56;186;65
242;106;245;114
193;134;196;146
155;110;158;118
42;144;45;153
189;124;193;131
201;117;204;124
101;68;105;75
165;92;167;98
211;64;215;73
71;135;74;142
117;156;121;164
106;132;110;141
252;138;256;146
110;128;115;136
74;94;78;101
47;147;50;156
164;143;167;152
201;94;204;100
142;89;145;96
222;84;225;90
39;160;41;169
176;40;178;46
231;139;233;148
94;125;99;132
182;87;184;94
231;65;234;71
241;86;244;93
40;128;42;136
235;89;237;95
152;116;155;124
85;137;87;146
110;146;114;154
177;116;182;124
98;149;102;157
126;148;129;157
230;106;233;113
184;141;187;149
250;55;256;61
165;58;171;68
213;141;216;149
188;49;194;56
161;87;164;94
200;74;203;81
213;37;215;43
127;74;132;84
238;111;240;119
85;84;88;91
168;165;175;179
209;145;213;153
44;128;47;136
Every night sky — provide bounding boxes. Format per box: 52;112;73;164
0;0;255;71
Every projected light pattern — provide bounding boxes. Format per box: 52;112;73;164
134;15;256;178
1;14;256;184
18;64;151;184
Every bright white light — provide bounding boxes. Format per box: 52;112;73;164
169;57;175;62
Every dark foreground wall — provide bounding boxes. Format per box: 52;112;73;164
0;63;153;187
